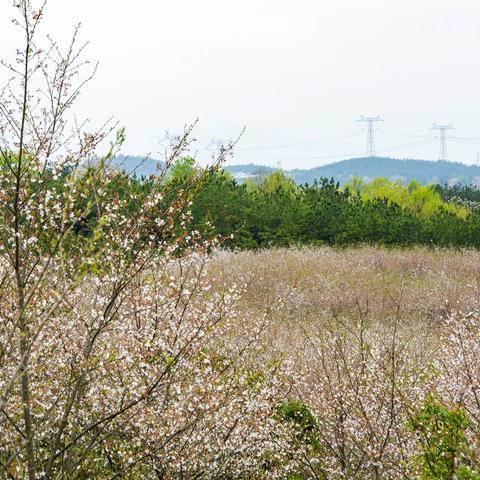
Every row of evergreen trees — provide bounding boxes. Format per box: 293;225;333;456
181;167;480;249
69;159;480;250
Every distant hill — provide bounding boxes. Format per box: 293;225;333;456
107;155;164;177
225;157;480;186
110;155;480;186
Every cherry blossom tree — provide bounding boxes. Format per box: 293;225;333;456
0;2;291;478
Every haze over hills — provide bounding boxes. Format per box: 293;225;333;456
227;157;480;186
108;155;164;177
113;155;480;186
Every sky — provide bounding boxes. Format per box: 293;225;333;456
1;0;480;169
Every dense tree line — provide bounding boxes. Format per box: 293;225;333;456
183;168;480;249
40;160;480;251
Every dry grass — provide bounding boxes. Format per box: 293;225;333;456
208;246;480;352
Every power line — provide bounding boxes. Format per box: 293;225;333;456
207;127;480;155
377;129;436;139
357;116;384;156
235;131;362;151
452;136;480;140
200;123;480;162
237;138;437;161
450;136;480;146
431;124;455;161
450;138;480;146
376;138;437;154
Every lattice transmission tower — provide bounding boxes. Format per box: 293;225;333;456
357;116;384;156
431;124;455;161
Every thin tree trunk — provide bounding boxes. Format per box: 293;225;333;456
15;11;36;478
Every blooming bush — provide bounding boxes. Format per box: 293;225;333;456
0;2;293;478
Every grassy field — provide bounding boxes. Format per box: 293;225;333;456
211;245;480;336
204;246;480;477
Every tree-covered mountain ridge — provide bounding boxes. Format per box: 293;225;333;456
116;155;480;186
225;157;480;186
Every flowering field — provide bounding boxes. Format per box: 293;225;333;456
2;1;480;478
204;246;480;478
210;246;480;338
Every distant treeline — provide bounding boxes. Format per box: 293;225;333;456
68;158;480;250
181;166;480;249
115;155;480;186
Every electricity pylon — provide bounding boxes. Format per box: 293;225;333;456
357;116;384;156
431;124;455;161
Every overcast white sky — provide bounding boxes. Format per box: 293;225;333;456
1;0;480;168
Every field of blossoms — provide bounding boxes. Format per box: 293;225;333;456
2;1;480;479
204;246;480;478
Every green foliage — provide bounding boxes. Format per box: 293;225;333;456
275;399;324;479
408;396;480;480
258;171;298;196
275;399;321;458
188;170;480;250
351;176;467;218
276;399;315;427
167;156;197;183
57;161;480;251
